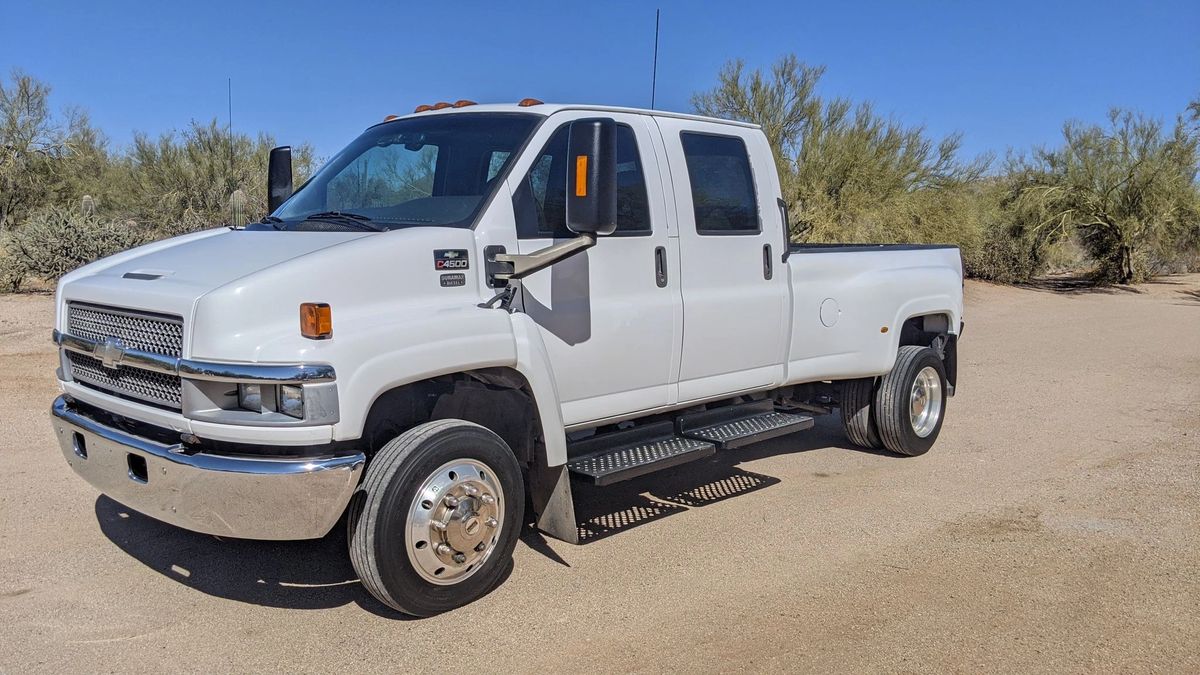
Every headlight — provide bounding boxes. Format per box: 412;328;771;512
238;383;305;419
238;383;263;412
279;384;304;419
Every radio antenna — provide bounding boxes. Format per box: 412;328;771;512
651;9;660;109
227;78;234;186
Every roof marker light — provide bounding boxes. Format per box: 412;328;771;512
453;99;477;108
413;104;433;113
383;114;399;122
518;98;544;107
431;101;452;110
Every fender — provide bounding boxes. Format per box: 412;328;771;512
888;295;962;358
333;309;518;442
508;311;568;467
333;308;569;469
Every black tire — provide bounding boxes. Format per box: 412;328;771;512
840;377;882;449
874;346;947;456
348;419;524;617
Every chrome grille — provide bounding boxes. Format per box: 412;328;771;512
66;351;183;408
68;303;183;356
64;303;184;409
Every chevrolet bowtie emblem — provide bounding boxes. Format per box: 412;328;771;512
95;337;127;370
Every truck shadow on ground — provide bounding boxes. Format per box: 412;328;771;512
522;416;868;552
94;495;414;618
94;417;865;616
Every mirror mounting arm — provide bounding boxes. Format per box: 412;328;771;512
491;233;597;283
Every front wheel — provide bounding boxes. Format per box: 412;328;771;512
349;419;524;616
874;346;947;456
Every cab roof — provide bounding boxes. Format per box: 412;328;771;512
377;102;761;130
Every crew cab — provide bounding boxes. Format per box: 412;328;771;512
49;101;963;616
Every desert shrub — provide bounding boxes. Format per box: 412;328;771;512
961;221;1039;283
2;205;145;285
1008;110;1199;283
692;54;991;256
0;248;24;292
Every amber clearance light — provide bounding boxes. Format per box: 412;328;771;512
300;303;333;340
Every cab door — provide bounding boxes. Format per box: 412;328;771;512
510;112;682;426
653;118;790;402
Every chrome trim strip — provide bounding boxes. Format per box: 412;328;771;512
53;330;336;384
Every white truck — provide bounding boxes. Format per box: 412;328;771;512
50;101;963;616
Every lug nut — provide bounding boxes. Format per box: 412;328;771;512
435;543;453;555
480;494;495;505
462;484;479;497
485;517;498;528
431;520;447;531
443;495;460;507
452;552;466;564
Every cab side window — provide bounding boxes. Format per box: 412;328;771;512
680;132;760;234
515;123;651;238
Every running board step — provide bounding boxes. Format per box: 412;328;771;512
567;421;716;486
678;402;815;450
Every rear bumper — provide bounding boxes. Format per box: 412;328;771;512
51;396;364;540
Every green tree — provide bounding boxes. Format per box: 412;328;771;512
0;69;65;229
691;55;823;178
692;54;987;248
128;119;315;233
1012;109;1200;283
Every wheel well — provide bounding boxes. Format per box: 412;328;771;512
898;313;957;389
360;368;541;466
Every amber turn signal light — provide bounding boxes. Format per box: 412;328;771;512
300;303;333;340
575;155;589;197
518;98;543;107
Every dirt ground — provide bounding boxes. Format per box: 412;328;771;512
1;277;1197;673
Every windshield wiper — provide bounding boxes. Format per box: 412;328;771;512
301;211;387;232
260;215;285;230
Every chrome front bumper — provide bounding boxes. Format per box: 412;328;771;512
51;396;364;540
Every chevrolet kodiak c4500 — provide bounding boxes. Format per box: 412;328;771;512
50;101;963;616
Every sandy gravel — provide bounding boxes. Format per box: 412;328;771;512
0;278;1197;673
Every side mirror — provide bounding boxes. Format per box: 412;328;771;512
565;118;617;235
267;146;293;213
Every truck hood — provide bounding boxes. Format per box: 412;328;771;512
57;225;485;362
57;228;371;325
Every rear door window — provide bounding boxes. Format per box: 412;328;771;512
679;132;760;234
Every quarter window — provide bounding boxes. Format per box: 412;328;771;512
680;132;759;234
515;123;651;238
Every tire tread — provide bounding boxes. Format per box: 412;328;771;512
875;346;942;456
349;419;483;614
840;377;881;449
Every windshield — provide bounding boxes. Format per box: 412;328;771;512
271;113;540;231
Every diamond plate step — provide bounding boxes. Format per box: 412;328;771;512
567;423;716;486
681;410;814;450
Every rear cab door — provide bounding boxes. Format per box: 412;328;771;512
653;118;791;403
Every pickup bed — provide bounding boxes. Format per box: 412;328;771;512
49;101;963;616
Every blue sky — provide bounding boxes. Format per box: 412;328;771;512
3;0;1197;163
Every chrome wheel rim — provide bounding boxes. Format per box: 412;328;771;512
909;366;943;438
406;459;504;585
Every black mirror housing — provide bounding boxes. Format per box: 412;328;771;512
565;118;617;235
267;146;293;213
